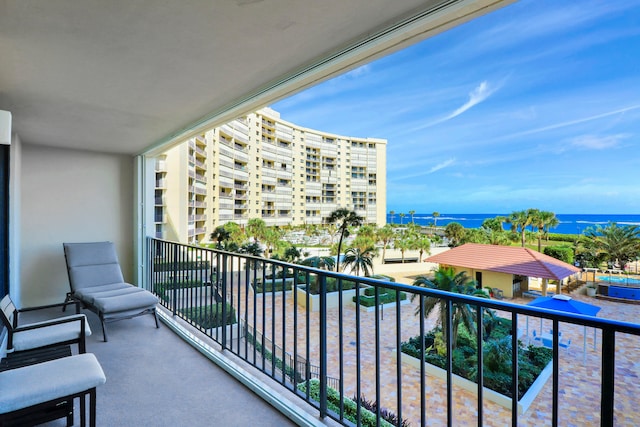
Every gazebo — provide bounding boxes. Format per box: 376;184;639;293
424;243;581;298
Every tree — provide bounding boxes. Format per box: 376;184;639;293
506;209;537;247
282;246;302;263
444;222;465;247
415;235;431;262
531;210;559;252
393;231;415;262
432;212;440;227
343;246;375;277
300;255;335;270
409;210;416;224
584;223;640;269
262;227;283;259
210;226;231;249
327;208;364;272
399;213;406;225
411;266;487;349
377;224;395;264
389;210;395;225
247;218;267;243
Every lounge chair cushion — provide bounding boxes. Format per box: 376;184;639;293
91;291;158;314
75;284;142;304
0;353;106;413
12;314;92;352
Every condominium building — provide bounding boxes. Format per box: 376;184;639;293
155;108;386;244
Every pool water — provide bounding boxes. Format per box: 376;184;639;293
597;276;640;285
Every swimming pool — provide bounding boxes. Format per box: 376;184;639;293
597;276;640;285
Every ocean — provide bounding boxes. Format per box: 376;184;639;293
386;213;640;235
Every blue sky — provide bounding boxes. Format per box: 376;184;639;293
272;0;640;215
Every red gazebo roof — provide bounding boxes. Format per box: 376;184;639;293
424;243;580;281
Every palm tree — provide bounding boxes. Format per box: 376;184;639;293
247;218;267;243
327;208;364;272
506;209;536;247
531;210;558;252
411;266;487;349
342;246;375;277
409;210;416;224
389;210;395;225
210;225;231;249
444;222;465;247
393;233;413;262
261;227;283;259
300;255;335;270
399;213;406;225
432;211;440;227
415;235;431;262
377;224;395;264
584;223;640;269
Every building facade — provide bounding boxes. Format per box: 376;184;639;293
155;108;386;244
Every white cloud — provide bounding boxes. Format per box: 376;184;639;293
417;80;501;129
570;134;629;150
429;158;456;173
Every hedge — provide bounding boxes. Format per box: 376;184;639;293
180;303;236;329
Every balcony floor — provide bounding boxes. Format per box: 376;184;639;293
17;306;299;427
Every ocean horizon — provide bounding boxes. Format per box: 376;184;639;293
386;213;640;235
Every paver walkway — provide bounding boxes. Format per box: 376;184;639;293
241;275;640;426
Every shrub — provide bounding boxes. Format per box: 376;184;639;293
153;260;210;272
353;287;407;307
543;245;574;264
298;379;395;427
401;319;553;399
547;233;580;243
181;303;236;329
253;279;294;293
352;394;411;427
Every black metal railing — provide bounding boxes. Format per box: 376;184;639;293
147;238;640;427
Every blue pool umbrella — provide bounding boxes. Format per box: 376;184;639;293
527;295;601;316
526;295;601;363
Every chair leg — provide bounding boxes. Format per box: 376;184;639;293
89;388;97;427
100;314;108;342
80;392;86;427
153;308;159;328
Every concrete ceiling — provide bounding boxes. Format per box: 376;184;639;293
0;0;512;155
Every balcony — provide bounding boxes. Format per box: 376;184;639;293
143;239;640;427
16;304;296;426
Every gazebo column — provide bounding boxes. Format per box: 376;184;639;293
542;278;548;296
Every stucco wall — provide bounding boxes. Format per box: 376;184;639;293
19;144;134;306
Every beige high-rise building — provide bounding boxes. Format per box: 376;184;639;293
155;108;386;244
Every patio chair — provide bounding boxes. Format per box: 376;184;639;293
532;330;541;342
492;288;504;299
63;241;159;342
1;294;90;354
0;353;106;427
559;339;572;353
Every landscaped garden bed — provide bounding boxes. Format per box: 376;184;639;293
351;286;408;311
399;318;553;413
297;379;409;427
295;276;365;312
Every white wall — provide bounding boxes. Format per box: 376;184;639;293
18;144;134;306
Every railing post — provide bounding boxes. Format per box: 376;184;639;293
171;243;178;316
601;329;615;427
319;274;328;418
221;253;228;349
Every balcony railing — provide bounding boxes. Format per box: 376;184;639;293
147;238;640;427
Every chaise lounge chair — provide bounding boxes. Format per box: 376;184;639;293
63;241;159;341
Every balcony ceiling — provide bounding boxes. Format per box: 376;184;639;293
0;0;511;155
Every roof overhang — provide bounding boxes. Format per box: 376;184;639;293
0;0;514;155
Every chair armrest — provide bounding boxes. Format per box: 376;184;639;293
18;300;80;314
14;314;86;333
